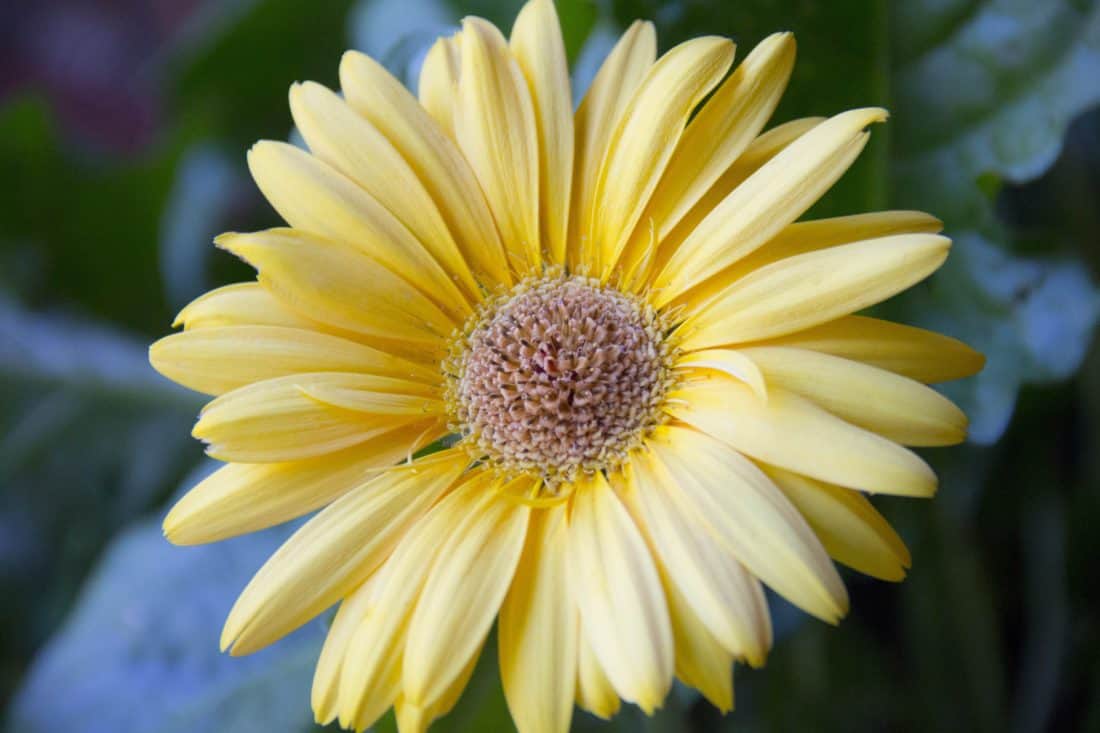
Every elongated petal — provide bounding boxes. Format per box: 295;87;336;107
312;573;383;725
669;377;937;497
674;348;768;402
298;377;444;416
594;36;734;275
653;108;888;305
290;82;480;302
742;346;967;445
222;451;468;656
575;632;620;719
193;373;434;462
418;32;462;138
568;474;673;713
677;233;951;350
164;423;442;545
337;469;492;730
620;455;771;664
340;50;511;287
499;505;577;733
150;325;437;396
247;141;471;319
763;465;911;581
650;426;848;624
174;282;316;331
752;315;985;383
570;20;656;268
395;642;482;733
456;17;541;275
638;33;795;245
673;210;943;313
403;485;530;708
511;0;573;265
217;229;453;348
664;574;734;712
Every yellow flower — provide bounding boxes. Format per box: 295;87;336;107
149;1;984;731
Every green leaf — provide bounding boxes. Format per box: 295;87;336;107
6;467;325;733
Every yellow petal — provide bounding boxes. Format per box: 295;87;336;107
456;17;541;275
593;36;735;276
669;377;937;497
337;469;492;730
340;50;511;287
312;573;383;725
246;141;471;320
402;483;530;708
499;504;577;733
663;572;735;712
570;20;656;269
741;346;968;446
677;233;951;350
763;465;911;581
619;455;771;665
297;377;444;417
289;81;481;302
217;228;453;349
650;116;824;282
394;643;482;733
567;474;673;713
511;0;573;265
674;348;768;402
164;423;443;545
628;33;795;257
150;325;438;396
649;426;848;624
575;622;620;719
222;450;468;657
173;282;316;331
752;315;985;384
192;372;439;462
672;210;943;313
418;32;462;138
653;108;888;306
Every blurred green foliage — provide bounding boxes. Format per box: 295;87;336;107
2;0;1099;731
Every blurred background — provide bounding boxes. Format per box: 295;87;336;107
2;0;1099;731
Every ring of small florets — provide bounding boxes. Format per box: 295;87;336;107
444;273;677;495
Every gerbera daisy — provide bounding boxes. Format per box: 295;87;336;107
149;1;984;730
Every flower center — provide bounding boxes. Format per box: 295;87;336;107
446;275;674;487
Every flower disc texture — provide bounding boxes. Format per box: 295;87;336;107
149;2;985;731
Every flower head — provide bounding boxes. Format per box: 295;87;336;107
150;1;984;730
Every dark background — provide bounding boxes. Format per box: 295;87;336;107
2;1;1098;731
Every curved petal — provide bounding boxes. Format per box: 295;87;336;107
575;632;620;719
336;469;493;730
173;283;316;331
192;372;440;462
649;426;848;624
511;0;573;266
456;17;541;275
395;641;483;733
567;473;673;713
677;233;951;350
289;81;480;302
653;108;888;306
402;482;530;709
593;36;735;276
763;465;911;581
246;141;472;319
742;346;967;446
150;325;438;396
664;573;735;712
418;32;462;138
669;377;937;497
217;229;453;348
674;348;768;402
619;454;771;665
339;50;511;287
312;573;383;725
499;504;577;733
164;422;443;545
750;315;986;384
570;20;656;268
221;450;469;656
